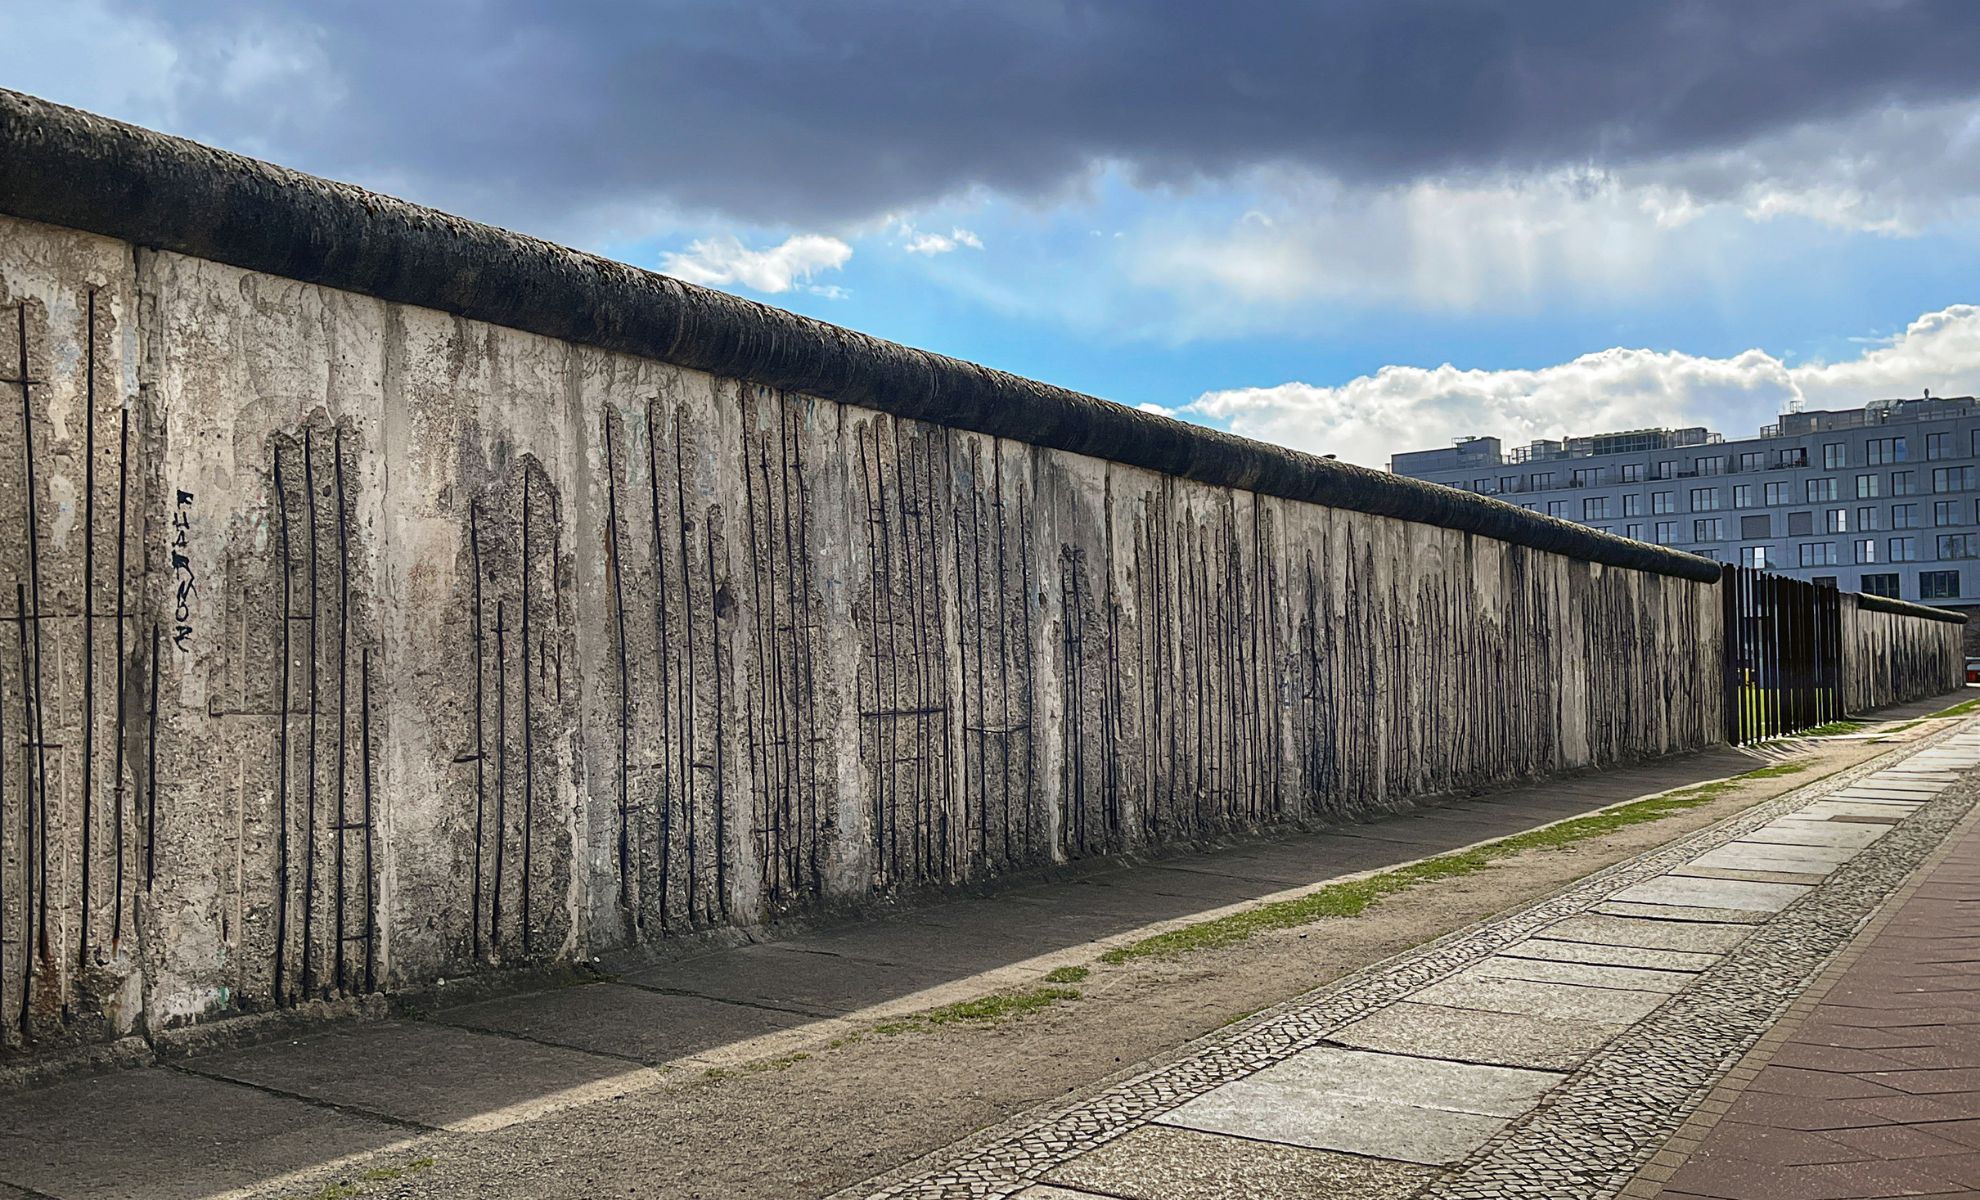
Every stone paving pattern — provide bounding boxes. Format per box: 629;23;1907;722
854;715;1980;1200
1628;788;1980;1199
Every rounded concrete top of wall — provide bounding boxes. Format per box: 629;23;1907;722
0;87;1723;583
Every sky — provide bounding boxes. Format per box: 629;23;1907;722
7;1;1980;467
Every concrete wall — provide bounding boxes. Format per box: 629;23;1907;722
0;91;1740;1055
0;210;1731;1054
1841;594;1967;714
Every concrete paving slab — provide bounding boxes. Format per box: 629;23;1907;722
1411;971;1670;1024
1671;865;1833;885
432;980;811;1064
1159;1088;1515;1167
1045;1123;1441;1200
1471;955;1695;993
0;1066;403;1200
1592;899;1774;923
622;942;959;1015
1543;912;1755;952
1611;874;1811;912
1219;1046;1561;1117
1327;1000;1624;1071
181;1019;640;1131
1696;841;1863;870
1502;937;1720;971
1742;821;1888;849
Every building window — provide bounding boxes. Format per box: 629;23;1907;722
1621;463;1643;483
1927;431;1956;460
1546;500;1568;517
1530;472;1554;489
1740;514;1771;538
1777;447;1809;468
1891;536;1918;562
1740;546;1771;569
1868;436;1908;464
1937;500;1961;526
1894;504;1919;529
1738;452;1763;472
1694;518;1726;543
1823;442;1847;469
1653;460;1676;480
1922;570;1961;600
1798;542;1838;567
1858;506;1883;531
1826;508;1849;533
1787;511;1814;537
1813;575;1838;589
1624;493;1644;516
1696;456;1725;476
1654;521;1678;545
1473;478;1491;493
1856;473;1881;499
1861;572;1901;598
1625;523;1643;540
1855;538;1878;564
1652;491;1675;514
1733;484;1754;508
1806;478;1838;502
1765;481;1790;505
1571;467;1600;487
1935;466;1978;493
1500;475;1518;493
1583;496;1611;520
1690;487;1720;511
1893;470;1917;496
1940;534;1980;559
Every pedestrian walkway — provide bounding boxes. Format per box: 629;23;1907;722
0;740;1785;1200
1622;779;1980;1199
851;716;1980;1200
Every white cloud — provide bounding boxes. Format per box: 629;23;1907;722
902;225;985;255
660;233;852;293
1164;305;1980;469
1126;99;1980;323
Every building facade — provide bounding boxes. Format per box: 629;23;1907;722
1390;396;1980;620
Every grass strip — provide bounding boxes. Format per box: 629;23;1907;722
1098;764;1804;965
1931;698;1980;718
874;986;1081;1034
1799;720;1863;738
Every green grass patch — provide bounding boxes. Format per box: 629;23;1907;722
1097;764;1802;965
1043;965;1090;984
1738;761;1808;780
1800;720;1863;738
874;986;1081;1035
1878;720;1924;736
293;1158;434;1200
1931;698;1980;718
700;1051;811;1081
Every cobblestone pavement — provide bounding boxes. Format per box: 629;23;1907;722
844;717;1980;1200
1620;772;1980;1200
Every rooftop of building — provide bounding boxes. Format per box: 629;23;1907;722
1391;394;1980;474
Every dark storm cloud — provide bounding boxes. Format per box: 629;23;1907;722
115;0;1980;228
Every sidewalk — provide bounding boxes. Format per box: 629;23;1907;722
1623;779;1980;1199
852;712;1980;1200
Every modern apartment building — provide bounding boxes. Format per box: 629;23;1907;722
1389;395;1980;623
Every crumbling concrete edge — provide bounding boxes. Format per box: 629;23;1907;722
0;86;1720;583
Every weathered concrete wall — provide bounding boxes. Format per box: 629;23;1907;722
0;91;1736;1054
1841;594;1967;714
0;211;1728;1054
